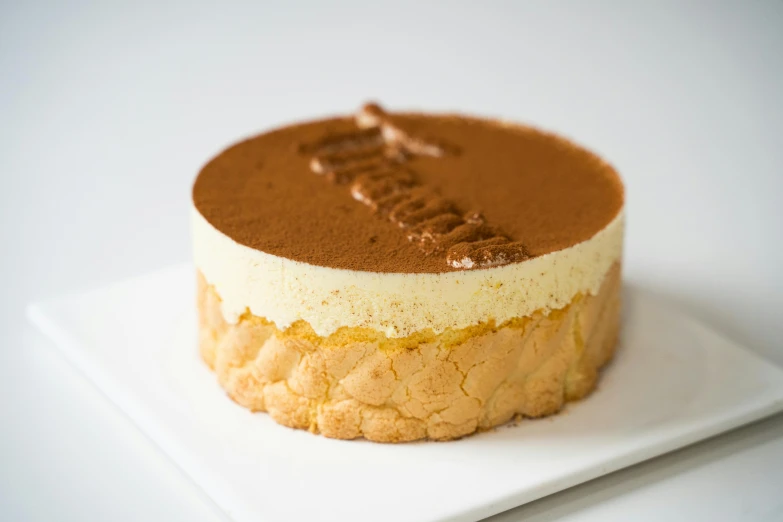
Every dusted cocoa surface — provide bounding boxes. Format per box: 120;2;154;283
192;109;624;273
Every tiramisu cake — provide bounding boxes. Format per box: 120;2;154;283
192;103;624;442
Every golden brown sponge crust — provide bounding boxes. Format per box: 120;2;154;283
197;264;620;442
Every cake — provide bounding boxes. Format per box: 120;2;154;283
192;103;624;442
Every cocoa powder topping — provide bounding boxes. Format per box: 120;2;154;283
192;103;624;273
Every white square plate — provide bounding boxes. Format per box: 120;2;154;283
27;265;783;522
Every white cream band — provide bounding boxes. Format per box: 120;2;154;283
192;205;624;338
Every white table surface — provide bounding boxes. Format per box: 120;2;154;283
1;2;781;521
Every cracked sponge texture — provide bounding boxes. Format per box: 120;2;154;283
197;263;621;442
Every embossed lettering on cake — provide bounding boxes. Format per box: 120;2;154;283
302;103;529;269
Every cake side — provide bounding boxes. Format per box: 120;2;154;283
192;206;624;338
197;262;621;442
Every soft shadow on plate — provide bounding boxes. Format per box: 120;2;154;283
484;411;783;522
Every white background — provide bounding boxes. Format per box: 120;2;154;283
1;1;782;521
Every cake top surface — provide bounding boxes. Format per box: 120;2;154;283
192;104;624;274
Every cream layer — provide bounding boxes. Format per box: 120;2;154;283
192;205;624;338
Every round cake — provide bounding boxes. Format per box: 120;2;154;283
192;103;624;442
